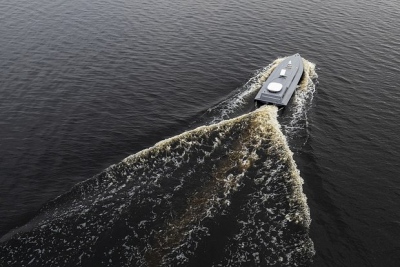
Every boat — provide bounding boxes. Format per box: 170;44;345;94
254;53;304;107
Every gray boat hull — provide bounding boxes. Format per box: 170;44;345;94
255;54;304;107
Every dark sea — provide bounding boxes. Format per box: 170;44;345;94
1;0;400;266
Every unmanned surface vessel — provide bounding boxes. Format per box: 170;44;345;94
255;54;304;107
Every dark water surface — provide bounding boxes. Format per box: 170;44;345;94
1;0;400;266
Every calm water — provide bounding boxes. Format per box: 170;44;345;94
1;0;400;266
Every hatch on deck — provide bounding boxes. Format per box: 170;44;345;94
267;82;283;92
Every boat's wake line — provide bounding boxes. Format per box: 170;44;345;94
203;58;285;125
0;106;314;266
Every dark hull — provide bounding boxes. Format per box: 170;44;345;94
255;54;304;107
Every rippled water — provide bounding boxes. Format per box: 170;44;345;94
1;0;400;266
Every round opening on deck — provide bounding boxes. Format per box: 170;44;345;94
267;82;283;92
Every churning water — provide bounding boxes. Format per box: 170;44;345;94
1;58;317;266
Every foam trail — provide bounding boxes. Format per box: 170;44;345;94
281;59;318;139
0;106;314;266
